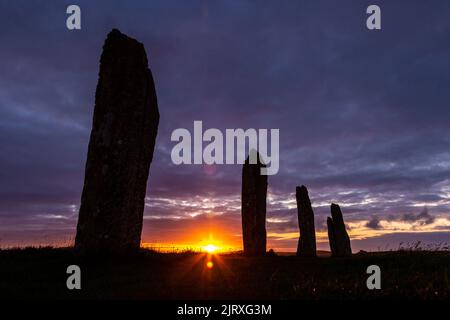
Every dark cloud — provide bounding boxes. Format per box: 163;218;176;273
401;207;435;225
366;216;382;230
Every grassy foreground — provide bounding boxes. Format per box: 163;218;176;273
0;247;448;300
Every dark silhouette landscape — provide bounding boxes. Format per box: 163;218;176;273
1;3;450;304
1;28;449;301
0;247;449;299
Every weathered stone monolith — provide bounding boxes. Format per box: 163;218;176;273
326;217;336;255
75;29;160;254
241;150;267;255
327;203;352;257
296;186;317;257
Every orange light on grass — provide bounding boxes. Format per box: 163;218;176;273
206;261;214;269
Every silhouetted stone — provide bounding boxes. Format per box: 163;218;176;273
241;150;267;255
75;29;159;254
296;186;317;257
327;203;352;257
327;217;336;255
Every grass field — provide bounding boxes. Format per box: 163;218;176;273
0;247;448;300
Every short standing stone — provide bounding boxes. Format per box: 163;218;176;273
296;185;317;257
327;203;352;257
327;217;336;255
75;29;159;254
241;150;267;255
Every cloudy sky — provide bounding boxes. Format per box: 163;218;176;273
1;0;450;251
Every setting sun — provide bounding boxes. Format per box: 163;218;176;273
203;244;218;253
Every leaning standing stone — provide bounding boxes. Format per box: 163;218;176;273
296;185;317;257
75;29;159;254
327;217;336;256
327;203;352;257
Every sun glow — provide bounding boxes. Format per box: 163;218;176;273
141;230;239;253
203;244;218;253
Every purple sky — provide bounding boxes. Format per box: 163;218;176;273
1;0;450;251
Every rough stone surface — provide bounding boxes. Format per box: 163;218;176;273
327;203;352;257
241;151;267;255
326;217;336;255
75;29;159;254
296;185;317;257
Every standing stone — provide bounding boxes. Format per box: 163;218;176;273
241;150;267;255
326;217;336;255
296;186;317;257
75;29;160;254
327;203;352;257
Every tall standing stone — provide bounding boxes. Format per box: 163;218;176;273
241;150;267;255
75;29;160;254
327;203;352;257
296;186;317;257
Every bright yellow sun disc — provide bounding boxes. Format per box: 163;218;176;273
204;244;217;253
